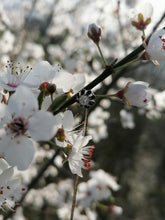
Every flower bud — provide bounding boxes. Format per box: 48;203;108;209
39;82;57;96
116;81;151;108
87;23;102;44
130;3;153;31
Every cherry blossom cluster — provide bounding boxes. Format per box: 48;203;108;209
0;0;164;219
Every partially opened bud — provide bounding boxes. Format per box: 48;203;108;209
130;3;153;31
87;23;102;44
116;81;151;108
146;28;165;63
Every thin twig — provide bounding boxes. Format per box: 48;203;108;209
53;12;165;115
117;0;127;55
70;109;88;220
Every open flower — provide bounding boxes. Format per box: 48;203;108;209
146;28;165;64
0;159;23;213
0;61;32;91
77;169;120;206
25;61;85;95
55;110;75;147
63;133;95;177
116;81;151;108
0;86;59;170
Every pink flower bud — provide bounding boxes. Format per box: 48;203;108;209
87;23;102;44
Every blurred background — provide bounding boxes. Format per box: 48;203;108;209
0;0;165;219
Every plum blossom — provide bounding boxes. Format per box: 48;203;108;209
64;133;95;177
55;110;75;147
0;61;32;91
25;61;85;95
0;159;23;213
0;86;59;170
77;169;120;206
116;81;151;108
146;28;165;63
120;109;135;129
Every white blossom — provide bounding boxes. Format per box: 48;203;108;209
146;28;165;62
55;110;75;147
120;109;135;129
0;86;59;170
116;81;151;108
0;159;22;213
65;133;94;177
25;60;85;95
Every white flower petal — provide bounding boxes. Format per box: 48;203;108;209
0;158;9;172
8;86;38;117
0;167;14;186
29;110;59;141
24;61;54;87
68;159;83;177
63;110;74;131
4;137;35;170
0;104;11;127
147;28;165;61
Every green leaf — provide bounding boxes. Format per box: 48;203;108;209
131;21;137;27
48;94;69;112
38;91;46;110
138;13;144;22
145;17;151;25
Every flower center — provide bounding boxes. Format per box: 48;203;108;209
5;61;32;88
56;128;66;142
6;117;29;138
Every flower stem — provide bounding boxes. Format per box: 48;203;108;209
70;175;79;220
95;202;108;211
70;109;88;220
114;57;140;72
51;94;53;103
142;29;146;40
97;43;107;67
96;94;116;98
47;141;63;150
